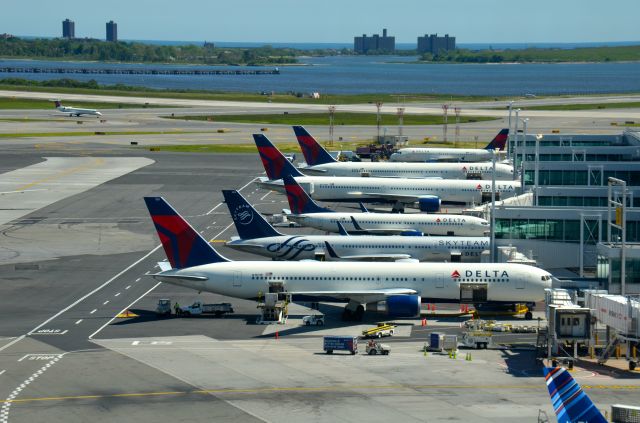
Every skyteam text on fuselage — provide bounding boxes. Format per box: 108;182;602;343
144;196;553;321
52;100;102;117
283;175;490;236
223;190;489;262
293;126;513;180
389;129;508;163
253;134;520;211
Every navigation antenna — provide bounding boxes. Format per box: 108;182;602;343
454;107;461;146
442;104;449;143
375;101;383;142
328;105;336;147
397;107;405;137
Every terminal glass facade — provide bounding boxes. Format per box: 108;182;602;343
524;169;640;186
597;255;640;286
496;219;640;244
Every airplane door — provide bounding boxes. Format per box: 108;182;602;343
515;276;525;289
233;271;242;287
436;273;444;288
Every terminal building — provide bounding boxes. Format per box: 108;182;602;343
62;19;75;39
417;33;456;55
106;20;118;42
354;29;395;54
473;129;640;294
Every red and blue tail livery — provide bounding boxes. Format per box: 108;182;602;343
283;175;332;214
253;134;303;180
484;128;509;151
543;366;607;423
293;126;336;166
144;197;228;268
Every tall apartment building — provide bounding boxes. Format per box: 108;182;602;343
106;20;118;42
417;33;456;55
354;28;395;54
62;19;75;39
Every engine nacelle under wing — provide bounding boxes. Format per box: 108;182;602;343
417;196;441;212
368;295;421;318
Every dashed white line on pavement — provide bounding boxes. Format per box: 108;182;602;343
125;285;131;290
135;278;141;282
260;191;272;201
0;370;5;376
103;300;109;305
90;309;97;314
75;320;83;325
114;292;121;297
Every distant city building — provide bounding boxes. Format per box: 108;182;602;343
106;20;117;42
0;33;15;40
203;41;215;48
62;19;75;39
417;33;456;55
354;28;395;54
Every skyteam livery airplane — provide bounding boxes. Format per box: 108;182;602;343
253;134;520;212
223;190;489;262
145;196;552;320
293;126;514;180
282;175;490;236
52;100;102;117
389;129;508;162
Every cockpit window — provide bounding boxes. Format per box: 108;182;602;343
541;275;551;281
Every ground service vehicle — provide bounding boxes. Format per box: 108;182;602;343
302;314;325;326
460;331;493;349
156;299;172;316
324;336;358;355
365;340;391;355
175;301;234;317
362;323;396;338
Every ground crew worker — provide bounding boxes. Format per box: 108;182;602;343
174;302;180;315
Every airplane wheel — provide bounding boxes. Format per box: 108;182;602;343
525;311;533;320
369;350;376;355
630;361;637;371
354;305;364;321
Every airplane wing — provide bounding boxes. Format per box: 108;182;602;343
360;192;421;203
290;288;417;304
327;253;413;262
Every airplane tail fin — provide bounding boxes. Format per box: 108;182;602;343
543;366;607;423
359;202;369;213
323;241;341;260
350;216;365;231
253;134;303;180
283;175;333;214
293;126;337;166
337;221;350;236
484;128;509;151
222;190;281;240
53;100;62;108
144;197;229;269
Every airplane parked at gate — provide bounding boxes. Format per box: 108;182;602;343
223;190;489;262
293;126;514;180
282;175;490;237
52;100;102;117
389;129;508;163
145;196;552;321
253;134;520;212
543;367;608;423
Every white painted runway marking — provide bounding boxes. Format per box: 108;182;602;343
206;179;254;215
125;285;131;290
0;336;25;353
144;271;150;275
135;278;141;282
33;329;68;335
90;309;97;314
260;191;272;201
131;341;140;346
114;292;121;297
103;300;109;305
0;370;5;376
75;320;83;325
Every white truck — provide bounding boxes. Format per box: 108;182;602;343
365;340;391;355
302;314;325;326
175;301;234;317
460;331;493;349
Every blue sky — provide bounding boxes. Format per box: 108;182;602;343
2;0;638;43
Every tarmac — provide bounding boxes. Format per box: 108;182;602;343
0;104;639;422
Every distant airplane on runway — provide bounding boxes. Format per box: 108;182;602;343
52;100;102;117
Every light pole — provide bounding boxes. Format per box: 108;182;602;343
507;101;515;161
490;149;497;262
375;102;383;142
535;133;542;206
513;109;520;170
521;118;529;191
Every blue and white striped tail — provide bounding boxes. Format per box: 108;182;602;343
544;367;607;423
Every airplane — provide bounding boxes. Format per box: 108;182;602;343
52;100;102;117
223;190;489;262
543;366;607;423
282;175;490;237
145;196;552;320
293;126;514;180
253;134;520;212
389;129;508;163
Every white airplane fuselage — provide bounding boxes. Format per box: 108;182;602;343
257;175;520;205
302;161;514;180
390;148;503;163
57;106;102;117
288;212;489;236
154;261;552;305
226;234;490;262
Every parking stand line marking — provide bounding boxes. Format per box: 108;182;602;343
90;309;97;314
103;301;109;305
114;292;121;297
75;320;83;325
125;285;131;290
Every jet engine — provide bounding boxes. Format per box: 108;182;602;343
417;196;441;212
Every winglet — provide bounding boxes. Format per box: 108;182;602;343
144;197;229;269
323;241;341;259
253;133;303;180
283;174;333;214
543;366;607;423
293;125;337;166
337;221;350;236
350;216;365;231
222;190;282;240
359;202;369;213
484;128;509;151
